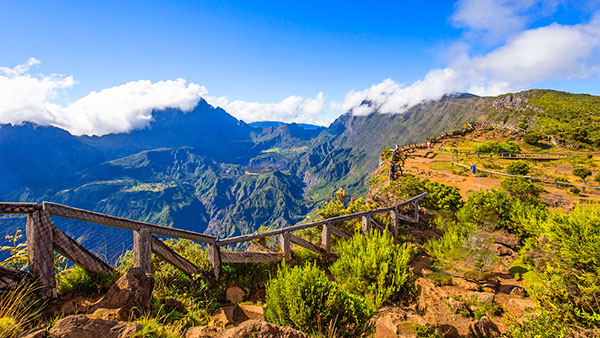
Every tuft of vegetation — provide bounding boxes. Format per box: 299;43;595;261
506;160;530;176
57;266;120;297
474;141;520;154
265;263;373;337
0;282;43;338
523;132;541;145
572;167;592;184
330;230;416;310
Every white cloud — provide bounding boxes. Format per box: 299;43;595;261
0;58;76;126
204;92;328;126
335;11;600;115
451;0;562;41
0;59;331;135
57;79;207;135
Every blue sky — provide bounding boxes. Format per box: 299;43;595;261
1;1;600;134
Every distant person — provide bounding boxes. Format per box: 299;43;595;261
427;141;432;150
390;161;396;178
470;164;477;176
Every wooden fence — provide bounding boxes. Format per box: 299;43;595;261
439;146;573;160
450;159;600;192
0;192;428;297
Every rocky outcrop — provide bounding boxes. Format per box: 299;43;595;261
469;316;501;337
49;315;142;338
89;268;154;320
220;320;308;338
372;307;427;338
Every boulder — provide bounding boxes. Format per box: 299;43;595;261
237;304;265;321
471;292;495;306
186;325;223;338
213;305;237;327
469;316;500;338
220;320;308;338
451;277;479;291
506;298;536;316
225;286;246;304
372;307;427;338
89;268;154;320
49;314;142;338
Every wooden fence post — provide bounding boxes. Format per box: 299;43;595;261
208;243;221;279
321;224;332;253
390;208;399;238
26;210;56;298
362;216;371;234
133;227;152;275
279;232;291;261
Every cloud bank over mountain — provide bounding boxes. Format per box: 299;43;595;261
1;0;599;135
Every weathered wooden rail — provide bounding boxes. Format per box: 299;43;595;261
450;159;600;192
438;146;577;160
0;192;428;297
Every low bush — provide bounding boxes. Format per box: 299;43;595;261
523;132;541;145
318;189;377;234
572;167;592;184
57;266;120;296
519;202;600;331
0;282;42;338
500;177;544;206
330;230;416;310
457;189;512;231
265;263;373;337
474;141;520;154
506;160;530;175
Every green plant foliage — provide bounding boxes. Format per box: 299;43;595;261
370;174;462;212
572;166;592;184
500;177;544;206
0;282;43;338
118;239;222;327
330;230;416;310
317;189;376;234
595;171;600;183
133;316;184;338
506;312;569;338
57;266;120;297
519;202;600;332
506;160;530;175
474;141;520;154
422;180;463;212
265;263;373;337
424;218;496;279
529;90;600;147
523;132;541;145
457;189;512;231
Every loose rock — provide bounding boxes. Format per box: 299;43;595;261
49;314;142;338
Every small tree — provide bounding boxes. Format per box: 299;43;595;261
572;167;592;184
523;132;541;145
506;160;530;176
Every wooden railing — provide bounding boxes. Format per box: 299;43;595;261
450;159;600;192
439;146;573;159
0;192;429;297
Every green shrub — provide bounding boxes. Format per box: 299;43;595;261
422;180;463;212
457;189;512;231
506;312;569;338
595;171;600;183
500;177;543;205
57;266;120;296
474;141;520;154
0;282;42;338
330;231;416;310
506;160;530;175
519;202;600;330
523;132;541;145
317;189;376;234
572;167;592;184
265;263;373;337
